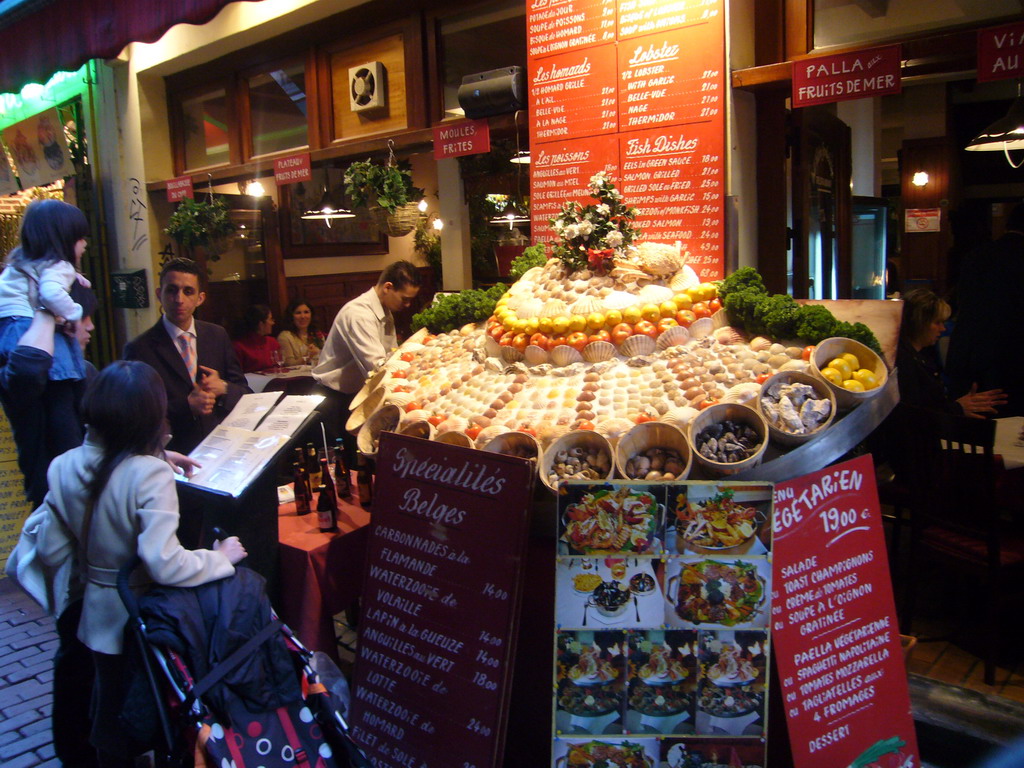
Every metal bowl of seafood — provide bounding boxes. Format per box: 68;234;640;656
757;370;836;447
614;422;692;482
687;404;768;477
590;580;632;618
541;429;614;493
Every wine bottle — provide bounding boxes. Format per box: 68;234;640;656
316;484;337;533
356;453;373;507
293;462;311;515
333;439;352;500
306;443;321;488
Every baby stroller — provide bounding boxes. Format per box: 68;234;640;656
117;557;371;768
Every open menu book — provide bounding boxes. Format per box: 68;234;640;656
176;392;323;497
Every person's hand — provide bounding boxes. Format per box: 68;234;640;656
213;536;247;564
165;451;201;478
187;382;216;416
956;383;1008;418
197;365;227;397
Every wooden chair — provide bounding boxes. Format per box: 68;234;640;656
900;405;1024;685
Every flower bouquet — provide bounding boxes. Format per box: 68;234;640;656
550;172;640;274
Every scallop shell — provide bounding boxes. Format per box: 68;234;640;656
603;291;639;311
714;326;744;344
595;417;636;442
384;391;414;408
571;296;605;316
524;344;549;365
721;382;763;405
550;344;584;366
637;284;674;305
582;340;615;362
780;359;810;372
536;422;569;449
397;342;425;355
749;336;772;352
484;336;502;358
516;298;544;319
474;424;511;447
501;345;524;363
436;416;468;434
383;357;411;372
660;406;699;429
520;266;545;283
656;325;691;350
403;409;431;423
689;317;714;339
669;265;699;292
540;299;568;318
619;333;656;357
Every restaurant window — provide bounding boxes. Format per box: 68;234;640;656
812;0;1020;50
179;85;231;170
248;59;308;157
439;0;526;118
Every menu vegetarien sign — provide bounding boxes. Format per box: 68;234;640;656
348;432;535;768
772;455;919;768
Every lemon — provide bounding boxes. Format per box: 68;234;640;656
828;358;853;380
660;301;678;318
840;352;861;370
622;306;643;325
538;317;553;334
551;316;570;335
513;318;529;334
673;293;693;311
698;282;718;301
853;368;879;389
641;304;662;323
587;312;606;330
524;318;539;334
568;315;587;333
821;367;844;385
842;379;866;393
604;309;623;327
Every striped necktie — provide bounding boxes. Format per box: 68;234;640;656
177;333;197;381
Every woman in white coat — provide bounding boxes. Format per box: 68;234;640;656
36;360;247;767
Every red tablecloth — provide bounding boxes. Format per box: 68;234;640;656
277;489;371;662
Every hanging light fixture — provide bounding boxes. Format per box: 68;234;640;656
244;179;266;197
489;200;531;230
965;82;1024;168
301;183;354;227
509;109;530;165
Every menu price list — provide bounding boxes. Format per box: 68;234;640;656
619;124;725;280
349;434;534;768
617;28;723;131
530;45;618;143
617;0;723;39
527;0;617;58
772;456;919;768
531;136;620;244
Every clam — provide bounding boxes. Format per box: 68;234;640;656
749;336;772;352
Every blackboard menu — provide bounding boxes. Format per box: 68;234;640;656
348;432;535;768
773;456;919;768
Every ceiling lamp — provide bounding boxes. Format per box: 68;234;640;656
510;149;531;165
911;171;929;187
244;179;266;197
965;85;1024;168
489;201;530;230
301;185;354;227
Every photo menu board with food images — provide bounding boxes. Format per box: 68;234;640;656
772;455;919;768
348;432;535;768
532;136;620;245
552;480;772;767
528;0;727;279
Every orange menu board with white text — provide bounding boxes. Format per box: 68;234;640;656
531;136;620;245
528;0;726;277
530;45;619;144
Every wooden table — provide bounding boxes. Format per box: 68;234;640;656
276;490;371;663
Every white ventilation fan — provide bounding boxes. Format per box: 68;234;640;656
349;62;386;113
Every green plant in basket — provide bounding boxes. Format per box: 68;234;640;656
165;196;236;253
343;158;424;215
550;172;640;274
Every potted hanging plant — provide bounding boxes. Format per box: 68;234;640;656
164;195;236;259
344;156;424;237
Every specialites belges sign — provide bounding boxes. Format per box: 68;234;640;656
348;432;535;768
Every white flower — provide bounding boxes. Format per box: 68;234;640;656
552;219;565;233
596;204;610;216
605;230;624;247
577;220;594;236
588;171;610;189
563;224;580;240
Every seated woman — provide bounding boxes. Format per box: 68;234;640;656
277;300;323;366
897;288;1005;416
36;360;246;766
232;304;281;373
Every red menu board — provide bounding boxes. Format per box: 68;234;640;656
348;433;535;768
531;135;620;244
617;0;722;40
617;27;723;131
619;123;724;280
530;45;618;144
792;45;902;108
772;456;919;768
527;0;617;58
977;21;1024;82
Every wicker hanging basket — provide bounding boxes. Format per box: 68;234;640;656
373;201;421;237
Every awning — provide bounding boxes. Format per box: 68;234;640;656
0;0;263;94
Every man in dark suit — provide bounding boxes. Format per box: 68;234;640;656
124;257;250;453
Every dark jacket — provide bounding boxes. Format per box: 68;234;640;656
123;319;250;453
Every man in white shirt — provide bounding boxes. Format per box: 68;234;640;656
313;260;422;461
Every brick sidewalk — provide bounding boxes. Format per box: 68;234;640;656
0;577;58;768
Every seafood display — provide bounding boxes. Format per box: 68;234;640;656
692;418;763;465
558;740;655;768
628;572;655;595
561;486;661;554
675;488;760;550
592;581;632;617
623;446;688;480
628;679;692;717
672;560;765;627
759;377;832;437
700;634;764;687
697;682;764;718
